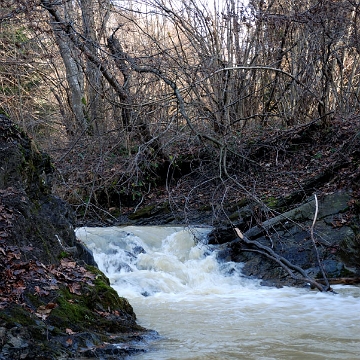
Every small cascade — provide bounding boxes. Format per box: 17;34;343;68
75;226;251;298
76;226;360;360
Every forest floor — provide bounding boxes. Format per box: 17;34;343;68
47;115;360;227
159;115;360;225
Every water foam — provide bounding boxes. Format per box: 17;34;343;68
76;225;253;298
76;226;360;360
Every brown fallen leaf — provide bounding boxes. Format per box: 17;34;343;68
34;285;50;296
68;282;82;295
45;302;57;309
95;310;110;317
61;259;76;268
43;284;59;291
11;286;26;296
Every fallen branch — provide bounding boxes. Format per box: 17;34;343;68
310;194;330;290
234;227;332;292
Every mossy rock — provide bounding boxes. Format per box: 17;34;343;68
0;116;149;358
0;293;146;359
128;202;170;220
47;267;142;335
0;265;146;359
83;266;136;319
128;205;156;219
0;304;38;328
262;196;279;209
0;116;77;264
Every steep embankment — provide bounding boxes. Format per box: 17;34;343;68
0;115;151;359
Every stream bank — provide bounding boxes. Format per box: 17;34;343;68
69;118;360;289
0;116;153;359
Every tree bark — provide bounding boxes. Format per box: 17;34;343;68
51;19;87;132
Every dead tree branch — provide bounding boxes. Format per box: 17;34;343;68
234;227;331;292
310;194;330;290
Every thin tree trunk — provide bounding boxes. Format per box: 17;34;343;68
81;0;105;135
52;21;87;132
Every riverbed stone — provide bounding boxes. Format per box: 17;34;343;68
227;191;359;286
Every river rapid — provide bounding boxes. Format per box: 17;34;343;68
75;226;360;360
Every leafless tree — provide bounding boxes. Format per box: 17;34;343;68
3;0;360;221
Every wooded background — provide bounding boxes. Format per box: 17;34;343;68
1;0;359;223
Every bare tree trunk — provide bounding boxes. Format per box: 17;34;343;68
51;20;86;132
107;33;132;131
80;0;107;135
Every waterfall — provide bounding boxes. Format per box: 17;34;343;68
76;226;360;360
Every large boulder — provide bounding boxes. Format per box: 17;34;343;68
211;192;360;288
0;115;151;359
0;114;78;263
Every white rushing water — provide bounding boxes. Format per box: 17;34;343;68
76;226;360;360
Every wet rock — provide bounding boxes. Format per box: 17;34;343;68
216;249;231;262
75;241;98;266
116;262;133;272
0;116;78;264
132;245;146;255
208;225;237;244
227;191;359;287
0;116;149;358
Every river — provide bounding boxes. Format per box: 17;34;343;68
75;226;360;360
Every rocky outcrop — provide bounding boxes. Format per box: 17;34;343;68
0;114;78;263
0;115;151;359
211;192;360;288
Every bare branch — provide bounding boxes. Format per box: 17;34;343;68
234;227;331;292
310;194;330;291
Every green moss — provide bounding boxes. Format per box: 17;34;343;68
227;199;249;213
128;204;156;219
25;292;44;309
86;265;110;285
128;202;171;220
84;266;135;316
58;251;70;259
50;290;95;332
0;304;37;327
229;212;240;221
263;196;279;209
0;305;48;343
46;267;140;335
